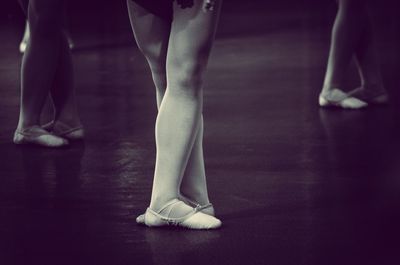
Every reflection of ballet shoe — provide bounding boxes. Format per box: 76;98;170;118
137;199;222;230
42;121;84;141
319;88;368;109
13;126;69;147
348;86;389;105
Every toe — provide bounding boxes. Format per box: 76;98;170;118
183;212;222;229
341;97;368;109
136;214;145;224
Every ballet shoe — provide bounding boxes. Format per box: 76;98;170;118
348;86;389;105
136;196;215;225
179;195;215;216
136;214;146;224
137;199;222;230
319;88;368;109
13;125;69;147
42;120;84;141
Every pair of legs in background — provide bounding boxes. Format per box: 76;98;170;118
319;0;388;109
127;0;222;229
15;0;83;147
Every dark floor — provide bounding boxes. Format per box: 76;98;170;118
1;1;400;265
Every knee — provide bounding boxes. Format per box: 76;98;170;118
140;45;167;90
169;59;206;97
138;42;166;68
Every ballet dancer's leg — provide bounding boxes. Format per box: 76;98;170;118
149;0;222;213
18;0;30;53
319;0;368;108
323;0;367;91
15;0;68;146
180;118;211;206
47;24;84;140
352;14;388;103
127;1;212;208
127;1;170;106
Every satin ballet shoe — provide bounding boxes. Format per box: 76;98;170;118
137;199;222;230
319;88;368;109
348;86;389;105
42;121;84;140
179;195;215;216
13;125;69;147
136;197;216;225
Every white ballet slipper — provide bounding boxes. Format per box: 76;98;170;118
42;121;84;141
348;86;389;105
13;126;68;147
319;88;368;109
136;196;216;225
179;195;215;216
137;199;221;230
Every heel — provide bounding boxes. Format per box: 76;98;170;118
144;208;168;227
318;95;329;107
13;131;24;144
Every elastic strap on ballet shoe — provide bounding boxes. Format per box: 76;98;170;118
146;205;197;226
53;121;84;136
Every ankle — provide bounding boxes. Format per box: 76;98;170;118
54;113;82;128
180;190;210;206
361;83;385;91
149;195;178;212
16;120;39;131
321;84;341;94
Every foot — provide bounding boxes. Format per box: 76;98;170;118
179;194;215;216
136;199;221;230
319;88;368;109
348;85;389;105
136;196;215;225
42;120;84;140
13;125;68;147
